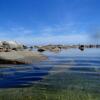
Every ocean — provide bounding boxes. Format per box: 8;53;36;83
0;48;100;100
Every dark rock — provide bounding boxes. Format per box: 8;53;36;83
79;45;84;51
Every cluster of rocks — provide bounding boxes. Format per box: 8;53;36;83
0;41;47;65
78;44;100;51
0;41;28;52
35;44;100;52
34;45;77;52
34;45;62;53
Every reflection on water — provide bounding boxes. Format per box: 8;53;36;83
0;48;100;99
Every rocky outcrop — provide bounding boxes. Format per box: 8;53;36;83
35;44;100;52
79;45;84;51
0;51;47;64
0;41;47;64
35;45;61;53
0;41;25;51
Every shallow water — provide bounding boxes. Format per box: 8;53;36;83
0;48;100;99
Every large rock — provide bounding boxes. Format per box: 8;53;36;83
0;51;48;64
2;41;24;50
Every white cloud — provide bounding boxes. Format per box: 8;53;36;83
0;24;99;45
12;34;92;45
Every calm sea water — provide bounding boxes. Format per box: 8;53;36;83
0;48;100;93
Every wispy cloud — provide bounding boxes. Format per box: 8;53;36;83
0;23;99;45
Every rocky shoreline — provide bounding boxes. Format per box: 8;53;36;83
0;41;47;65
0;41;99;65
34;44;100;52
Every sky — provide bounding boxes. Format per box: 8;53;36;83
0;0;100;45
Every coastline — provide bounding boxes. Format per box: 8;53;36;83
0;51;48;65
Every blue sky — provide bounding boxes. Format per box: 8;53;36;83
0;0;100;45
